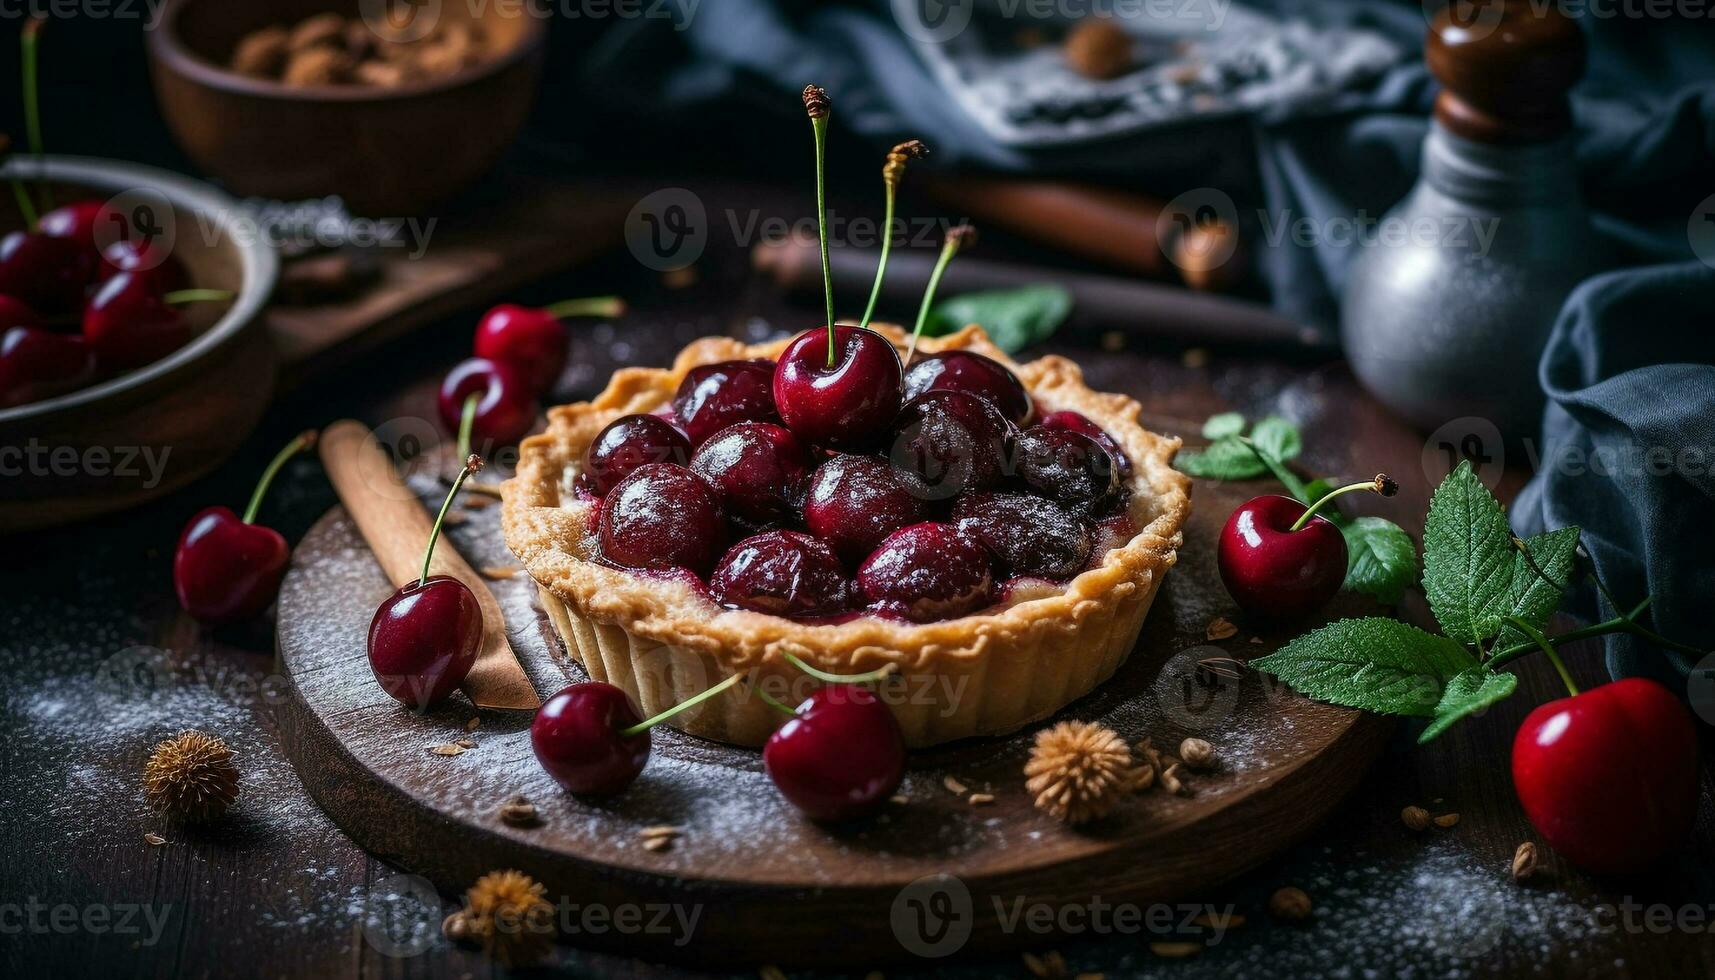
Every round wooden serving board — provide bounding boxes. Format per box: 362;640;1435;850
276;451;1389;967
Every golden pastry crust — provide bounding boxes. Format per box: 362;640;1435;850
502;325;1190;680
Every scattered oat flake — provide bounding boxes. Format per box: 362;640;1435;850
889;794;909;805
1205;616;1238;640
639;825;682;838
480;566;519;580
454;737;476;749
642;836;673;852
144;832;167;846
968;793;995;806
1434;812;1461;828
465;717;480;731
1151;941;1202;958
429;743;466;756
942;775;969;795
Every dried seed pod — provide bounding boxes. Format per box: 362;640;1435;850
1268;886;1313;922
231;26;290;78
1178;737;1215;771
288;13;346;53
1025;720;1137;825
142;730;240;822
455;870;555;967
802;84;830;119
882;139;928;187
1064;19;1133;80
283;46;352;86
1401;805;1431;831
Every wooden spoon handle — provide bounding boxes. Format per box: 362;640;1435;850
318;419;541;711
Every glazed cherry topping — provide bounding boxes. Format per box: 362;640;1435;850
763;684;905;821
802;454;929;564
531;681;652;797
903;350;1032;426
98;239;190;294
82;271;193;369
598;462;727;576
890;389;1016;500
953;491;1092;579
0;326;93;408
1039;410;1130;477
689;421;809;525
857;522;994;622
672;359;779;447
773;325;903;449
0;230;93;314
436;357;537;447
1012;426;1121;511
710;530;851;617
584;413;691;495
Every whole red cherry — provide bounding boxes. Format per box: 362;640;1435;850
98;239;189;293
0;294;42;332
36;199;106;258
0;325;94;407
1217;494;1347;618
83;273;227;370
366;456;486;709
1512;677;1698;875
773;325;903;449
0;230;92;314
436;357;537;448
531;681;652;797
764;684;906;821
173;431;316;624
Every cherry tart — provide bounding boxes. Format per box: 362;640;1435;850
502;325;1189;748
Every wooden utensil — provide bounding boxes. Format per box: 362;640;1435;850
317;419;539;710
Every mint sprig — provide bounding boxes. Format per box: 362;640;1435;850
1174;413;1413;603
1253;618;1475;717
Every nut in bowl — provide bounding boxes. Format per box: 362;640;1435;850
502;325;1191;748
147;0;547;214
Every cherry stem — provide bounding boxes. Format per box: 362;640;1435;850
619;673;744;736
859;182;897;332
2;137;36;229
1504;542;1707;665
810;112;836;367
421;454;482;587
748;682;799;718
457;392;479;463
1505;615;1579;696
783;651;897;686
907;228;968;364
543;296;625;319
163;289;235;306
21;17;50;213
241;430;316;525
1288;474;1396;532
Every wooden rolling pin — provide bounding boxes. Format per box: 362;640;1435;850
923;175;1245;292
318;419;540;711
753;235;1325;352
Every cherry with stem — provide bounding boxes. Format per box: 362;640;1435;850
803;84;836;366
1288;474;1399;531
1218;473;1396;619
906;223;975;364
533;673;746;797
859;140;928;330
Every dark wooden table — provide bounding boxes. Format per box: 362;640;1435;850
4;183;1712;980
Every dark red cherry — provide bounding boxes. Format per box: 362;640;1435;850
890;389;1015;500
367;575;482;709
763;684;905;821
1012;426;1121;511
82;271;193;369
672;359;778;447
689;421;809;525
0;326;93;407
98;239;189;294
436;357;537;447
1040;410;1131;477
173;507;291;624
903;350;1032;426
953;491;1092;579
802;454;929;564
473;303;568;393
857;522;994;622
0;294;41;332
598;462;727;575
36;199;106;257
0;231;92;314
773;325;903;449
710;530;851;617
1217;494;1347;618
531;681;651;797
584;413;691;495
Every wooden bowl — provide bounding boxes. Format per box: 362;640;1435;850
147;0;546;215
0;156;278;532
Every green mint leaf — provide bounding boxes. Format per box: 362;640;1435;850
1418;667;1518;743
1249;448;1313;504
1422;461;1516;645
1492;527;1581;649
1202;412;1246;439
1342;516;1417;604
927;284;1073;352
1175;437;1269;479
1249;416;1302;462
1252;617;1478;717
